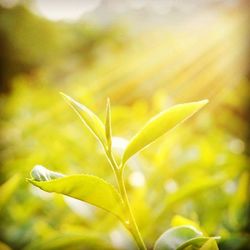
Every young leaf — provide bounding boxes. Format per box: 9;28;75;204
177;237;220;250
30;165;64;181
60;92;107;148
28;166;125;221
154;225;220;250
154;225;203;250
122;100;208;164
105;98;112;150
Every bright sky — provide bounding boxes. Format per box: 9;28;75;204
33;0;101;21
0;0;239;22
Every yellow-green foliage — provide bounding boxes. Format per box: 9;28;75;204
0;3;249;250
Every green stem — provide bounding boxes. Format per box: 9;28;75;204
118;166;147;250
106;150;147;250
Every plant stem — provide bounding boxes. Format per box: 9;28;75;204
106;150;147;250
118;166;147;250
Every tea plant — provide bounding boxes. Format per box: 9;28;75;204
28;93;219;250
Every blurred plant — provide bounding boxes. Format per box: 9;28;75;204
0;175;20;212
0;175;20;250
28;94;219;249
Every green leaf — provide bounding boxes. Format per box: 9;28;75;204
60;92;107;148
122;100;208;164
105;98;112;149
28;166;125;221
154;225;220;250
178;237;220;250
199;239;219;250
154;225;203;250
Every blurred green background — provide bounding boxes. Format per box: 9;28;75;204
0;0;249;249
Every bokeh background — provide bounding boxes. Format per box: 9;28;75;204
0;0;249;249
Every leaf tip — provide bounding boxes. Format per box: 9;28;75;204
59;92;71;102
192;99;209;112
106;97;110;105
26;178;34;184
59;91;66;97
106;98;111;113
199;99;209;106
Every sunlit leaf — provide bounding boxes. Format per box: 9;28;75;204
0;174;20;210
28;167;125;221
122;100;208;164
154;225;203;250
199;238;219;250
178;237;220;250
60;92;107;148
105;98;112;149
